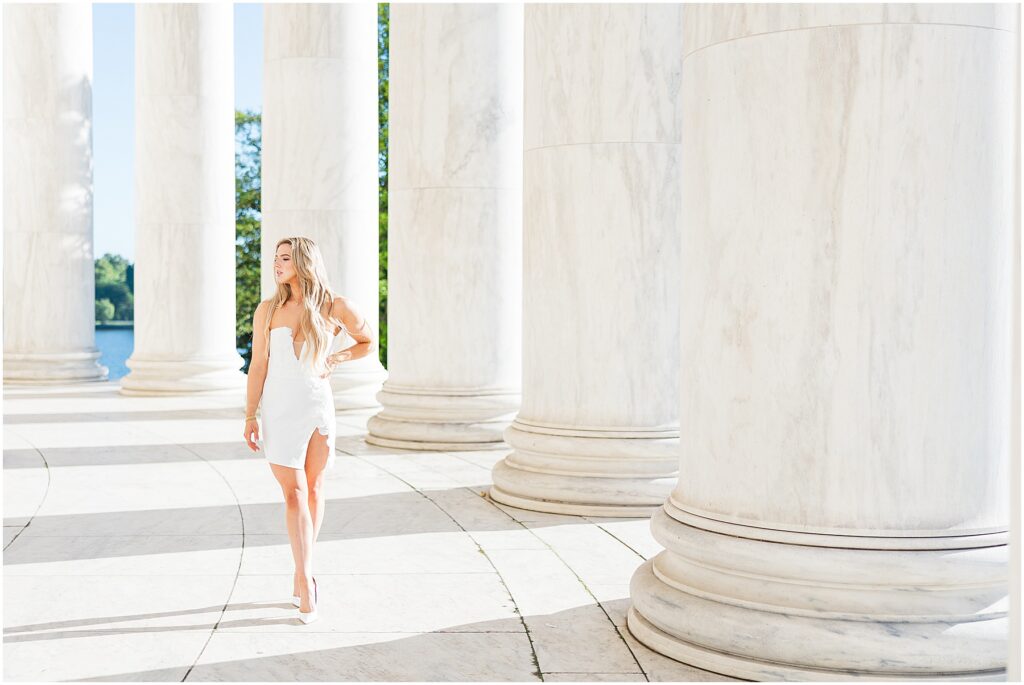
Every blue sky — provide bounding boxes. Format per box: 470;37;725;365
93;3;264;262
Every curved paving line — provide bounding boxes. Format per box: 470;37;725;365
344;447;651;681
344;450;546;682
2;436;52;552
507;509;650;680
175;442;248;682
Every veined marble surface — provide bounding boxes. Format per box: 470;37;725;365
630;5;1016;679
123;4;243;395
524;3;683;149
369;4;523;450
2;4;106;382
677;17;1014;537
683;2;1018;55
490;4;683;516
261;3;386;410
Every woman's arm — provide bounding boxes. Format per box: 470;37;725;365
331;296;377;363
246;301;270;418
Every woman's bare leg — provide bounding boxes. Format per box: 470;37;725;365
269;459;315;612
304;428;332;542
274;428;331;604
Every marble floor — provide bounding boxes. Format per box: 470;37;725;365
2;381;731;682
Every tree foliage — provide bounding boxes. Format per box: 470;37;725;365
235;109;262;373
96;298;115;322
94;252;134;322
378;3;389;368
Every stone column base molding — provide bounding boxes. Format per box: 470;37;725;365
627;505;1007;680
329;359;388;411
120;356;245;396
366;382;520;450
488;419;679;517
4;350;108;384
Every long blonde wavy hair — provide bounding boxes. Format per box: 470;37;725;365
262;237;346;375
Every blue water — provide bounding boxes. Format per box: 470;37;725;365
95;328;134;380
95;328;248;381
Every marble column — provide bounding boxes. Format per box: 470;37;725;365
628;5;1018;679
262;3;386;410
121;4;244;395
366;3;523;450
487;4;682;515
3;3;107;383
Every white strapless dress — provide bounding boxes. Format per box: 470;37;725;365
259;326;338;471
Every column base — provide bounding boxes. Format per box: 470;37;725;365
120;354;246;396
627;505;1008;681
4;349;109;383
329;356;388;410
487;419;679;517
366;382;520;450
488;481;662;517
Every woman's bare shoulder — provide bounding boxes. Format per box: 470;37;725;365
330;293;356;310
253;299;274;325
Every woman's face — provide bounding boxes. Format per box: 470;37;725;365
274;245;296;284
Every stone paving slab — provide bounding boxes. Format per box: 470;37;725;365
239;531;493;575
524;603;642;674
219;573;521;634
3;381;734;682
4;574;238;632
4;631;209;681
4;534;244;574
544;674;647;682
189;631;541;681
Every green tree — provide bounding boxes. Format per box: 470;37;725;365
96;281;133;320
95;252;134;322
236;109;262;373
96;298;115;323
95;252;130;285
378;3;389;368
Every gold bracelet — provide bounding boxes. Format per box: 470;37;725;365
245;414;257;421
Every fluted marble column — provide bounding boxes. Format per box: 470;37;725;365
366;3;523;450
628;5;1018;679
262;3;386;410
488;4;682;515
122;4;244;395
3;3;107;383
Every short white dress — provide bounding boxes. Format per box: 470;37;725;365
259;326;339;471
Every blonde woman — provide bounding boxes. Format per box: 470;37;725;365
242;237;376;624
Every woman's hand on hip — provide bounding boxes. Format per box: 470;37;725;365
319;350;350;378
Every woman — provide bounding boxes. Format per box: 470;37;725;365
242;237;377;624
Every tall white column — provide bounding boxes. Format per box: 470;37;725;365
366;3;523;450
628;5;1018;679
488;4;682;515
122;4;244;395
3;3;107;383
262;3;386;410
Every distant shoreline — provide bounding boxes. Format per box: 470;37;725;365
96;322;134;330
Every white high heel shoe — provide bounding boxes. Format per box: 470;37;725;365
291;574;306;606
298;576;318;624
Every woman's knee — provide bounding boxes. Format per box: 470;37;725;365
305;474;326;499
283;485;307;507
